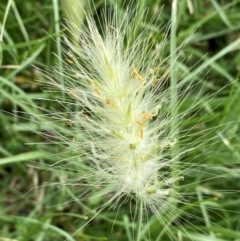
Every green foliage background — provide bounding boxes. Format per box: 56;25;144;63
0;0;240;240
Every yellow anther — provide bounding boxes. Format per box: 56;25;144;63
152;77;158;85
106;98;114;107
91;79;101;95
69;90;78;99
135;119;144;127
133;68;144;83
141;113;153;120
153;67;160;74
94;86;101;95
139;128;144;139
163;69;170;78
140;156;146;161
67;119;73;126
66;58;73;64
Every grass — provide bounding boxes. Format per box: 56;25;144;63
0;0;240;240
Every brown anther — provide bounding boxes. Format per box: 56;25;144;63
139;128;144;139
14;76;28;84
153;67;160;74
141;113;153;120
152;78;158;85
72;136;76;142
133;68;144;83
106;98;114;107
67;119;73;126
66;58;73;64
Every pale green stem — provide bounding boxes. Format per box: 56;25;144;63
53;0;65;99
169;0;180;215
170;0;179;177
53;0;61;64
136;199;143;241
170;0;178;144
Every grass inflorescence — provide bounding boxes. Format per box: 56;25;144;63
0;1;240;241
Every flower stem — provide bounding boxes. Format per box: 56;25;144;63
170;0;178;140
170;0;179;185
136;199;143;241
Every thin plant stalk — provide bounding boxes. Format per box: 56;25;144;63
136;199;143;241
170;0;180;196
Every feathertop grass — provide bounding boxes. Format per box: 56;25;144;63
33;3;233;240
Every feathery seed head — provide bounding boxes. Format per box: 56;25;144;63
36;3;212;238
65;14;175;201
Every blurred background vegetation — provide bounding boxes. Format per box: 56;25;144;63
0;0;240;240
